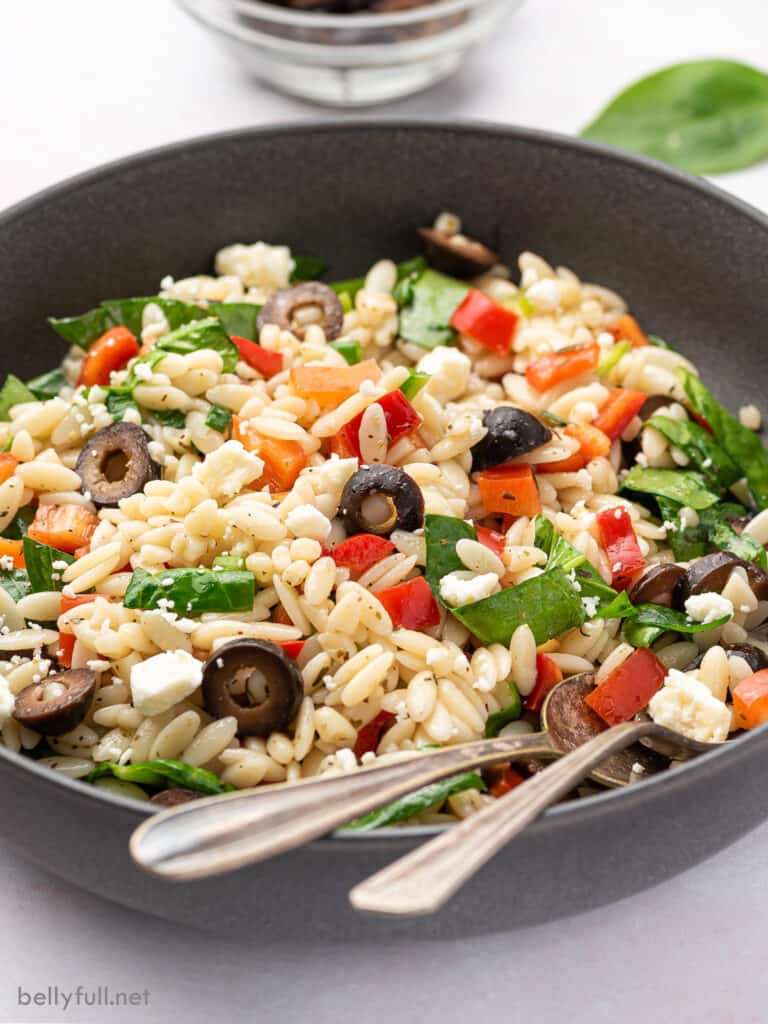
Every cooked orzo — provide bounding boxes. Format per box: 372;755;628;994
2;212;768;824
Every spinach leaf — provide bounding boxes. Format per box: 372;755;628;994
624;602;731;648
646;414;740;489
154;410;187;429
399;370;430;401
656;496;708;562
205;405;232;433
484;684;523;738
209;302;260;341
290;256;328;282
1;506;34;540
598;339;630;377
0;569;32;602
342;772;484;831
0;375;36;420
680;369;768;510
328;338;362;365
155;318;239;374
534;515;589;575
621;466;719;510
105;390;140;422
398;269;470;350
582;60;768;174
452;569;585;646
700;505;768;567
88;758;232;796
48;306;111;348
424;514;476;601
124;566;255;615
99;297;202;337
22;538;74;592
26;368;67;401
212;554;246;571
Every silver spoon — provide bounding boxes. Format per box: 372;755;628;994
129;673;663;880
348;715;719;917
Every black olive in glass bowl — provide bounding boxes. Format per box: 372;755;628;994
339;465;424;537
202;639;304;738
470;407;552;473
76;422;159;507
257;282;344;341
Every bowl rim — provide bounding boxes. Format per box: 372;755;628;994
2;117;768;836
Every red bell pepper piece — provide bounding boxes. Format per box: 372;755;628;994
78;326;140;387
592;388;648;441
476;464;542;518
231;335;283;378
608;314;650;348
376;575;441;630
338;390;422;461
56;632;77;669
732;670;768;730
525;341;599;393
450;289;519;355
279;640;306;661
585;648;667;726
525;654;564;712
331;534;396;577
596;506;646;591
488;765;526;799
353;710;397;759
476;526;506;561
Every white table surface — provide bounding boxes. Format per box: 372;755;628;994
2;2;768;1021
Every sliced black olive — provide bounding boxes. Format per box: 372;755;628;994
417;227;498;279
673;551;768;608
638;395;671;421
257;282;344;341
13;669;96;736
202;639;303;738
76;422;159;507
628;563;686;607
339;465;424;537
470;407;552;473
686;642;768;674
150;788;204;808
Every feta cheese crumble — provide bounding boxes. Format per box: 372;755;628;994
0;676;14;727
648;669;731;743
285;504;332;542
684;592;734;626
439;570;500;607
416;347;472;402
130;650;203;717
193;441;264;501
739;404;762;431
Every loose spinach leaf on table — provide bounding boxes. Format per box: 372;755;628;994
26;368;67;401
582;60;768;174
124;566;255;615
343;772;485;831
646;414;741;490
680;368;768;510
398;269;470;350
22;538;74;593
88;758;232;796
0;375;36;420
621;466;719;510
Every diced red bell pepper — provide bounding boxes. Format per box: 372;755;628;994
450;289;519;355
525;654;564;712
231;335;283;378
279;640;306;661
596;506;646;591
0;453;19;486
732;670;768;730
525;341;599;393
476;526;505;561
476;464;541;517
608;314;650;348
353;710;397;759
487;765;526;799
78;326;140;387
60;593;101;616
376;575;441;630
331;534;396;577
27;504;99;554
592;388;648;441
0;539;24;569
585;648;667;726
338;390;422;460
56;632;77;669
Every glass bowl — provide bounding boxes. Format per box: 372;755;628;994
177;0;523;106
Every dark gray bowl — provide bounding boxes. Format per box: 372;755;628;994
1;122;766;939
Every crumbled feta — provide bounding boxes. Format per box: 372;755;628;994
648;669;731;743
439;570;500;607
739;404;762;431
194;441;264;501
679;506;699;530
214;241;294;297
132;362;153;382
581;595;600;618
684;592;734;626
525;278;561;313
335;748;358;773
130;650;203;716
416;347;472;402
285;504;332;542
0;555;14;571
0;677;14;727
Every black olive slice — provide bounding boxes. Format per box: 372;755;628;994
470;407;552;473
686;642;768;674
202;639;303;738
673;551;768;608
150;788;204;808
417;227;498;279
76;422;159;507
339;465;424;537
628;563;686;608
13;669;97;736
257;282;344;341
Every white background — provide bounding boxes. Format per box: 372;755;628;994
2;2;768;1022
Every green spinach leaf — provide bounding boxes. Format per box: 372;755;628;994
398;269;469;350
424;514;477;602
154;410;187;429
399;370;430;401
26;368;67;401
205;405;232;433
209;302;260;341
621;466;719;510
484;684;523;738
0;375;36;420
88;758;232;795
646;414;740;489
124;566;255;615
155;318;239;374
343;772;484;831
0;569;32;602
22;538;74;593
1;506;34;540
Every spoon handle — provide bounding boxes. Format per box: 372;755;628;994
130;731;555;880
349;719;653;917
